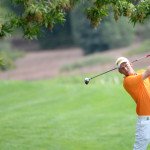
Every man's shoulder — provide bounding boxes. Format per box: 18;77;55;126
123;70;145;82
123;73;143;88
124;75;135;83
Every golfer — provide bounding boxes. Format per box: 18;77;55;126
116;57;150;150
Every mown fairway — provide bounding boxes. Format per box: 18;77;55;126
0;76;150;150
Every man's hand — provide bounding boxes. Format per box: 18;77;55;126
142;66;150;80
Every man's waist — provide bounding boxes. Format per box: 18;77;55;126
138;116;150;121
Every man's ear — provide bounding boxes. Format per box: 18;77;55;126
130;63;133;67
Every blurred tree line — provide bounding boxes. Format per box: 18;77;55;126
0;0;150;55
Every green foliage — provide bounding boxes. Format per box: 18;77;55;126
0;40;25;71
130;0;150;24
0;51;14;70
86;0;150;27
86;6;108;27
0;0;150;39
0;0;69;39
71;3;134;54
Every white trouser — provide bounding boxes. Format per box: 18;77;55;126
133;116;150;150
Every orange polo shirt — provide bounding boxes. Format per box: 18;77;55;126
123;70;150;116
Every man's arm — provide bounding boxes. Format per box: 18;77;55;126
142;66;150;80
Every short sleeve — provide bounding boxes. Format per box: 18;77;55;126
123;74;143;89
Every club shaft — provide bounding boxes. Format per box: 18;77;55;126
90;67;117;79
90;54;150;80
131;55;149;63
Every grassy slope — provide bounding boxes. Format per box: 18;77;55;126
0;76;150;150
125;39;150;56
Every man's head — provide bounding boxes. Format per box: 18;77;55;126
116;57;135;76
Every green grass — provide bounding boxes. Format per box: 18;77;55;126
125;39;150;56
0;76;150;150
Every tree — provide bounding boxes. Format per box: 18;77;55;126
38;13;74;49
0;0;149;39
71;3;134;54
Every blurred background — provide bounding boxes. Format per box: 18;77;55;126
0;1;149;80
0;1;150;150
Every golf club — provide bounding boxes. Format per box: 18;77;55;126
84;54;150;85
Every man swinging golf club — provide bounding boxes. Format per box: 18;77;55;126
116;57;150;150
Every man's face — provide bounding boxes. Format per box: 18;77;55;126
118;62;135;76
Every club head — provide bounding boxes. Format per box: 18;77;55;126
84;78;90;85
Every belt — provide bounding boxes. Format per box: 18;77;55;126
138;116;150;121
